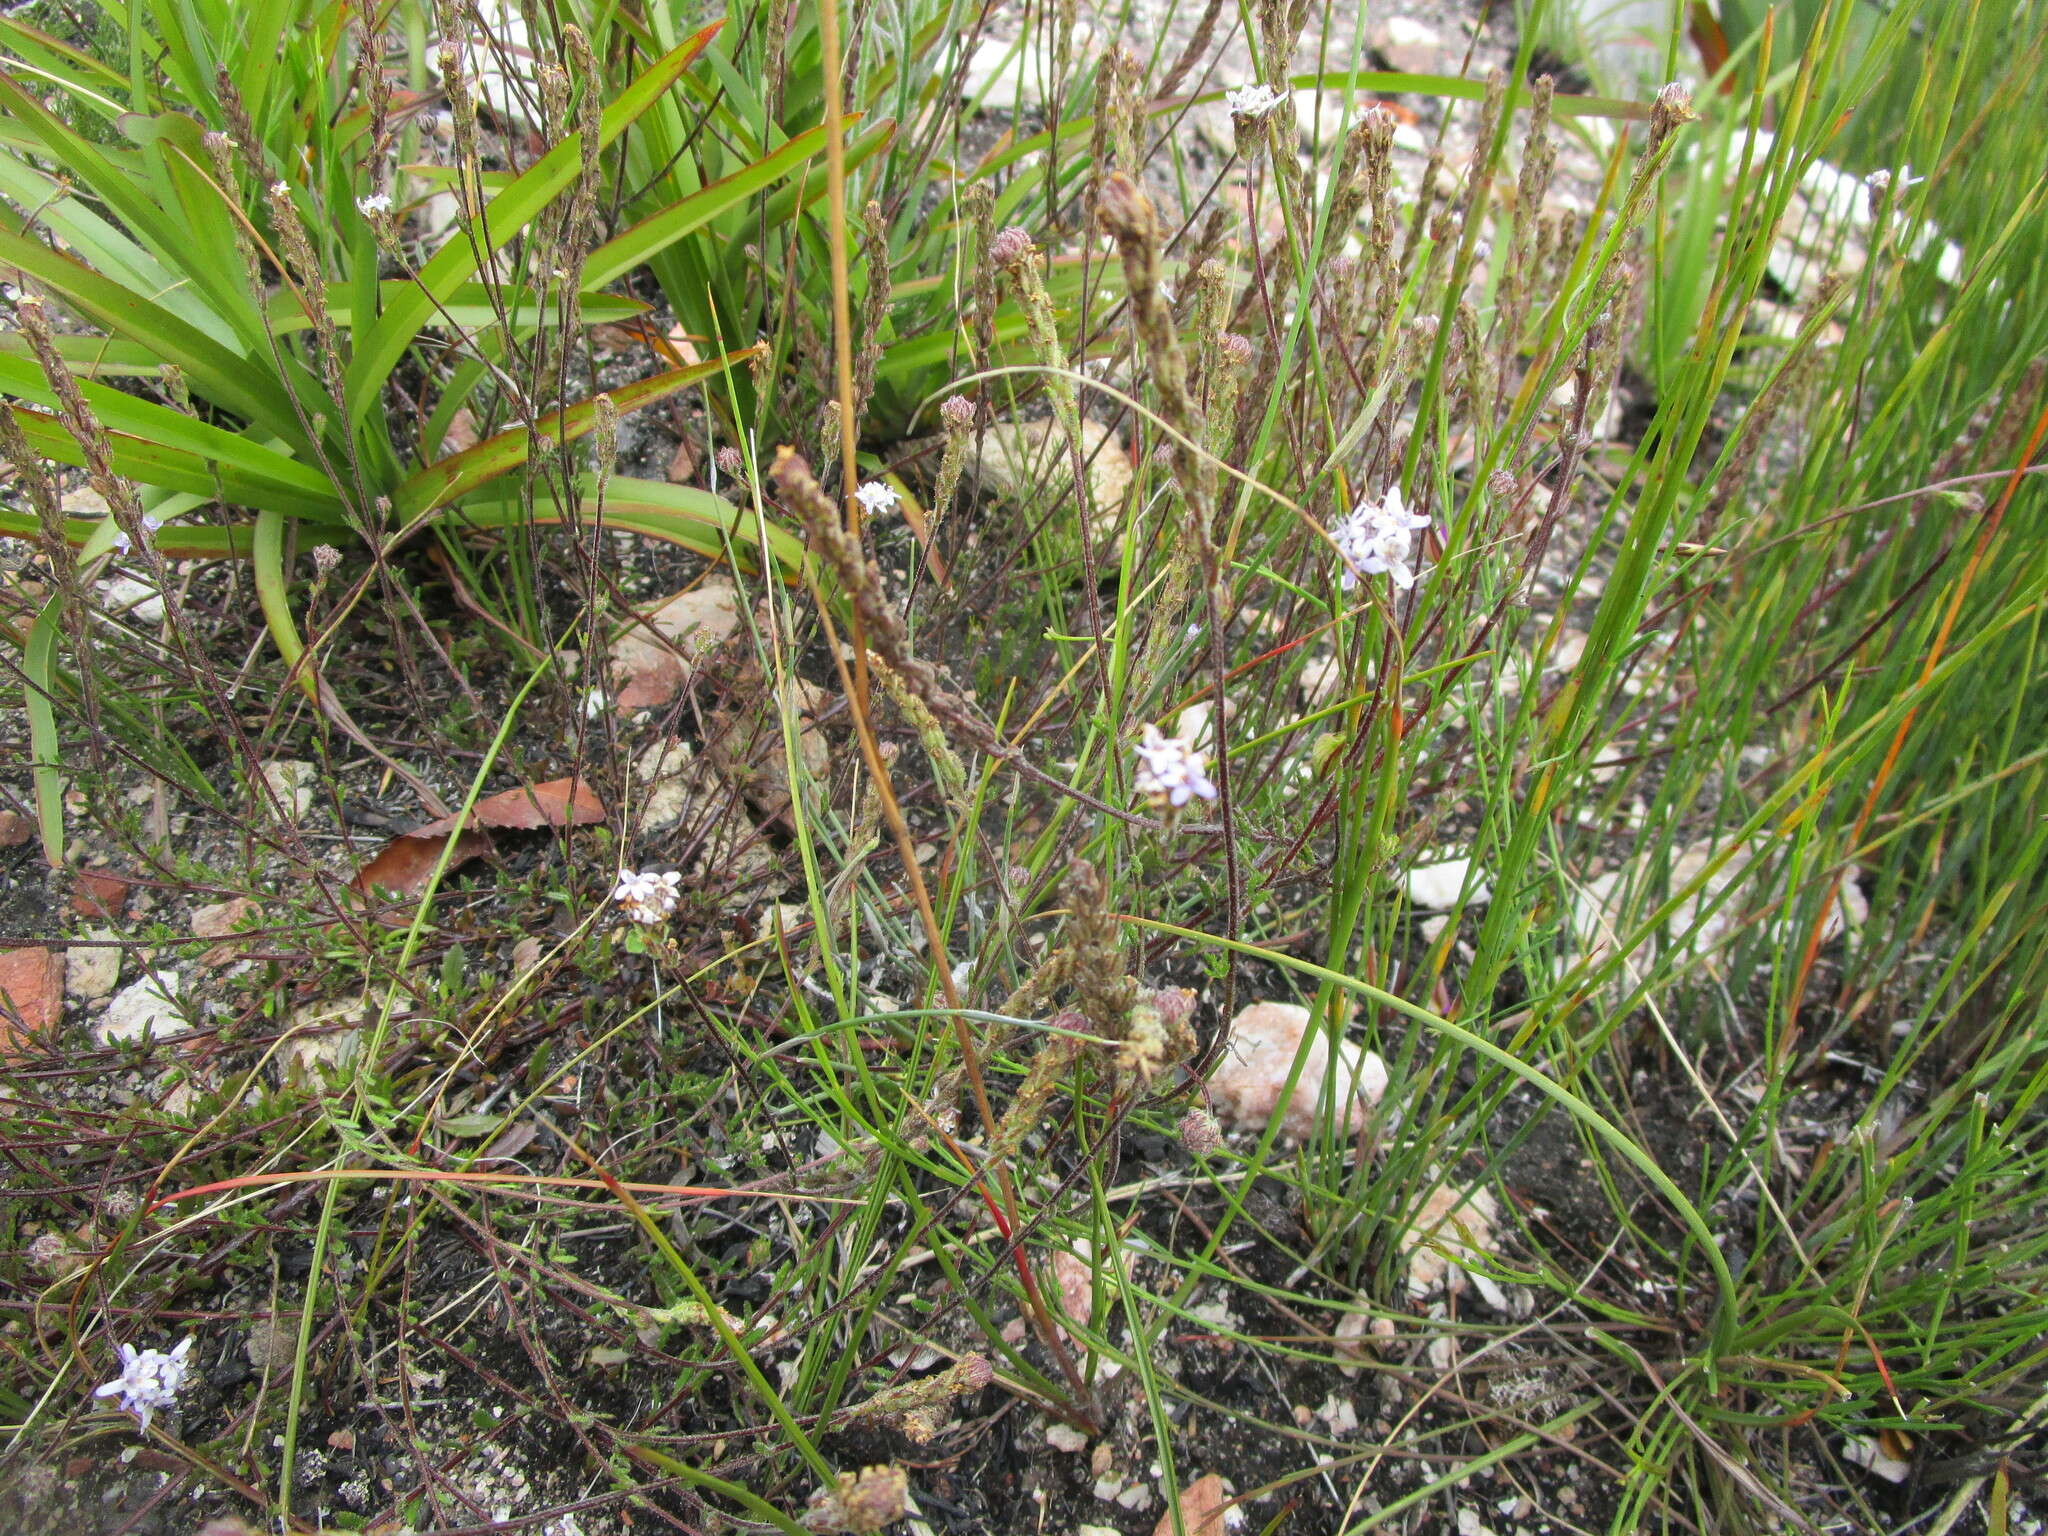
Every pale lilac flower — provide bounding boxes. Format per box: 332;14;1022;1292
1225;83;1285;118
357;192;393;216
612;869;682;925
109;529;131;556
1331;486;1429;592
94;1337;194;1432
1133;724;1218;808
853;480;900;516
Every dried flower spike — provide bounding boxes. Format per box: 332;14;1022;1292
803;1463;912;1534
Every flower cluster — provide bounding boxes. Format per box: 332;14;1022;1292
853;480;900;516
1225;82;1285;118
1133;725;1218;808
611;869;682;925
94;1337;194;1432
1330;487;1430;591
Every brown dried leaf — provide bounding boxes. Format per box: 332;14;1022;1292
0;946;65;1050
0;809;30;848
666;437;698;484
349;828;494;897
1155;1474;1232;1536
413;777;607;838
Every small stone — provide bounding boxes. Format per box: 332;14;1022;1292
71;869;132;918
1297;653;1344;707
609;582;743;712
96;971;189;1046
191;898;258;941
1546;629;1588;674
246;1316;298;1374
958;24;1096;113
1402;1182;1501;1299
98;576;165;625
1208;1002;1387;1144
964;418;1131;540
1317;1392;1359;1435
632;737;699;830
65;937;122;1002
1843;1433;1912;1483
260;760;318;822
279;1000;366;1086
1046;1422;1089;1453
1405;857;1491;911
1369;16;1445;74
0;947;64;1039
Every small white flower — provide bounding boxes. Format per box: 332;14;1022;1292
357;192;393;216
94;1337;194;1432
1330;487;1429;592
853;480;900;516
269;180;290;197
612;869;682;925
1225;83;1285;118
1133;724;1218;808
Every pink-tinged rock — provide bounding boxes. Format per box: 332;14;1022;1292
1208;1002;1387;1144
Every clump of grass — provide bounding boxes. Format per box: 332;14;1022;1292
3;0;2046;1531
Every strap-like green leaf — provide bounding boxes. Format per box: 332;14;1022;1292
580;119;849;291
24;595;66;866
5;401;344;519
0;222;312;451
388;349;759;518
264;286;648;337
455;475;809;581
345;20;723;430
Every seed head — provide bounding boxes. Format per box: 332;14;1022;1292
1179;1107;1224;1156
987;225;1033;270
939;394;977;430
